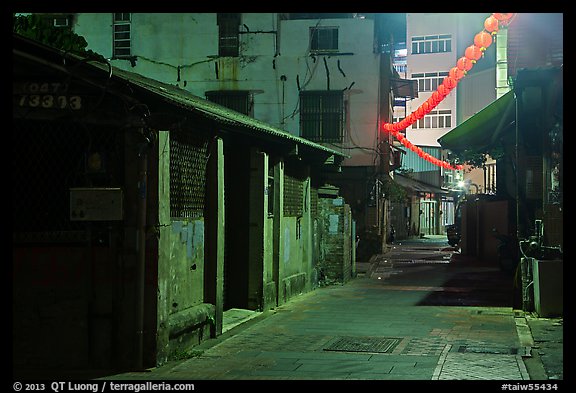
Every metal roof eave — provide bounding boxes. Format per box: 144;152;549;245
393;173;448;195
89;62;349;161
13;33;348;162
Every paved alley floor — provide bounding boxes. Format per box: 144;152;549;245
96;236;565;385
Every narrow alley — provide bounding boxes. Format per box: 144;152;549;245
98;236;563;382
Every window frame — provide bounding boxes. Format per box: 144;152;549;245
217;13;241;57
411;34;452;55
300;90;345;143
113;13;131;59
205;90;254;117
412;71;449;93
309;26;339;53
412;109;452;129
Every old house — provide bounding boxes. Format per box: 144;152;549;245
70;12;401;258
13;32;352;377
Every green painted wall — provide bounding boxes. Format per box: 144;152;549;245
156;131;213;364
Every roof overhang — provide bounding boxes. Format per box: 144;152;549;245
437;90;516;154
13;33;349;166
393;173;448;195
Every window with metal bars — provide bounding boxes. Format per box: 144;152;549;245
169;132;209;219
217;13;240;57
310;26;338;53
205;90;253;117
283;174;304;217
113;13;131;58
300;90;344;143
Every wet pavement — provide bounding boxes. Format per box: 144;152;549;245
97;235;564;385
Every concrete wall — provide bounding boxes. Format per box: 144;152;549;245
277;165;313;305
156;131;215;365
74;13;381;168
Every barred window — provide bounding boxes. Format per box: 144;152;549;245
411;34;452;55
310;26;338;53
412;110;452;129
206;90;253;117
300;90;345;143
113;13;131;58
217;13;240;57
170;132;209;219
411;71;449;93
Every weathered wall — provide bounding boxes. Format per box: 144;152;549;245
156;131;214;364
317;197;353;284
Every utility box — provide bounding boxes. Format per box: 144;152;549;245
532;259;563;317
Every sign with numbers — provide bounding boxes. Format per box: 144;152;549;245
14;81;84;110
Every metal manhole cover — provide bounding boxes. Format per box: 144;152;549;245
457;345;518;355
323;337;401;353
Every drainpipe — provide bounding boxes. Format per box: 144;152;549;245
135;128;149;370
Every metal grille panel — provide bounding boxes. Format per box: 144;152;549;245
310;186;318;217
283;174;303;217
13;120;123;242
170;131;209;218
324;336;401;354
300;91;344;143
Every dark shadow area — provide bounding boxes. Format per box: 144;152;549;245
416;269;516;307
415;253;518;307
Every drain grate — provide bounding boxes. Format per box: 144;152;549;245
457;345;518;355
323;336;401;354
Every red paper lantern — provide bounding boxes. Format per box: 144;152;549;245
484;15;499;34
449;67;465;81
415;106;425;120
474;31;493;51
426;97;438;111
465;45;482;62
457;56;474;72
384;12;517;171
432;90;443;103
421;101;430;114
493;13;514;27
437;84;450;97
493;13;513;21
442;76;457;90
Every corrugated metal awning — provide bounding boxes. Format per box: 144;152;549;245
437;90;515;154
393;173;448;194
13;33;348;160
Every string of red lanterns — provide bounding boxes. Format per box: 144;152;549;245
382;13;515;171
